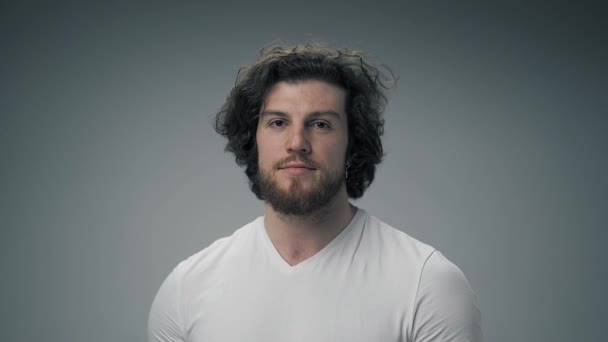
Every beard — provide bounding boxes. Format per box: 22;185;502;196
257;161;344;216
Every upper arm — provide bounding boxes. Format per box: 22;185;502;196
410;251;483;342
148;267;187;342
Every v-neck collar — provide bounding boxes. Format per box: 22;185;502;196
258;207;366;275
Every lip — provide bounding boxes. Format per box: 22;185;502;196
280;163;316;170
278;163;316;176
280;167;315;175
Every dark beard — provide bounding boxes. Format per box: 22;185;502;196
258;167;344;216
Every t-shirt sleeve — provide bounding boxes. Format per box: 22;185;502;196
410;250;483;342
148;266;187;342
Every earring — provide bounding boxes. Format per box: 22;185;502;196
345;162;351;180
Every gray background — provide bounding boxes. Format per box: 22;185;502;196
1;1;606;341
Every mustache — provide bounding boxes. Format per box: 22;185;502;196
273;156;319;170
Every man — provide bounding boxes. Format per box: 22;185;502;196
148;44;483;342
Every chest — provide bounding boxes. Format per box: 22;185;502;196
183;272;410;342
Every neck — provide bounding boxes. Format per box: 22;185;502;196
263;189;357;266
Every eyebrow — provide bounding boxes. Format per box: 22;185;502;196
259;110;343;120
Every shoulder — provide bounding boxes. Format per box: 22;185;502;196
156;216;262;302
361;212;437;265
174;216;261;279
354;212;438;302
419;251;474;295
410;250;484;341
148;217;262;341
357;211;483;341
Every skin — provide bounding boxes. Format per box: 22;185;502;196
256;80;357;266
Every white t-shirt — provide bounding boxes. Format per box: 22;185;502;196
148;208;483;342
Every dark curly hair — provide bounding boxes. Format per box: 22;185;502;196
214;43;395;199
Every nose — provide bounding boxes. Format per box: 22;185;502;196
286;126;311;154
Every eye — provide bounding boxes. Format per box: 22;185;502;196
269;119;286;128
312;121;331;129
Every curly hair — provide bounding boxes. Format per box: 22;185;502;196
214;43;395;199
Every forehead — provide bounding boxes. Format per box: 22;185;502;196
262;80;347;117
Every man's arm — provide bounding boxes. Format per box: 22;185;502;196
409;250;483;342
148;267;187;342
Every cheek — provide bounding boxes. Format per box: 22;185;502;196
256;137;278;168
322;145;348;169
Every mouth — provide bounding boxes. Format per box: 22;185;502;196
280;167;314;175
278;163;316;175
280;165;315;170
278;161;316;170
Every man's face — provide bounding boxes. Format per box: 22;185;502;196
255;80;349;216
